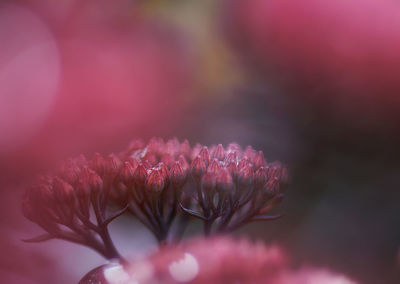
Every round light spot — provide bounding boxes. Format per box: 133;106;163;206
0;4;60;152
168;253;199;283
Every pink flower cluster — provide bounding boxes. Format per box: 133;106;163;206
147;237;286;284
81;237;358;284
22;138;288;257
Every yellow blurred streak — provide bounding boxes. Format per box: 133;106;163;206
139;0;245;100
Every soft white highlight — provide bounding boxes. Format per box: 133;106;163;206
103;260;154;284
104;263;132;284
168;253;199;282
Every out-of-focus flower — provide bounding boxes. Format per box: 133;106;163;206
0;3;60;153
147;236;286;284
80;237;359;284
0;0;194;169
80;236;287;284
229;0;400;123
22;155;124;260
276;267;358;284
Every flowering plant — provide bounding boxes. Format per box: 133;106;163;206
22;138;288;265
22;138;360;283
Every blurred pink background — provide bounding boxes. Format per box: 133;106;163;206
1;0;399;283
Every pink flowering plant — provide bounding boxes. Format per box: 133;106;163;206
22;138;289;282
22;138;360;284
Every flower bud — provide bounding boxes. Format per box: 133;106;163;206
87;169;103;195
170;162;185;187
81;166;102;186
226;162;238;176
264;178;280;196
157;163;169;181
244;146;256;160
199;146;210;165
76;178;91;198
253;151;266;169
127;157;140;169
61;163;81;185
178;155;189;173
216;168;233;192
238;165;254;186
238;158;251;170
141;160;152;169
52;177;74;203
213;144;225;160
191;143;202;160
226;143;241;153
191;156;207;178
224;152;238;164
105;154;121;177
267;162;284;179
270;164;288;183
207;159;221;175
90;153;106;175
37;183;54;204
254;167;269;187
146;170;165;194
143;152;157;166
134;165;148;186
161;153;175;168
201;172;216;192
74;186;89;218
120;161;136;185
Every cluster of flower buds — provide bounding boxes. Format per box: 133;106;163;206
115;138;191;243
183;142;288;234
22;155;128;260
23;138;288;260
118;138;288;239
